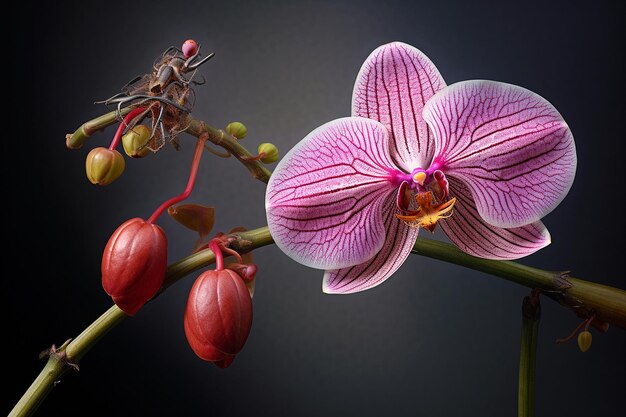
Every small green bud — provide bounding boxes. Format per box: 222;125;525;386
85;147;125;186
122;125;152;158
577;331;592;352
258;142;279;164
225;122;247;139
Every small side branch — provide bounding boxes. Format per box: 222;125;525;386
185;118;272;184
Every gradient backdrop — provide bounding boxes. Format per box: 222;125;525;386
5;0;625;416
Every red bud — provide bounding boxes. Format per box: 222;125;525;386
184;269;253;367
102;218;168;315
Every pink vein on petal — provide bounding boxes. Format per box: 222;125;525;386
323;191;419;294
424;80;576;228
265;117;400;270
440;177;551;259
352;41;446;171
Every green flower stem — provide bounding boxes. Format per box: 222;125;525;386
10;350;65;417
11;227;626;417
65;108;132;149
518;292;541;417
411;238;626;329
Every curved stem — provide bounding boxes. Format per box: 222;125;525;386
10;228;626;417
108;107;147;150
146;134;207;224
556;319;587;344
241;152;265;162
185;118;272;183
204;142;232;158
410;238;626;329
209;239;224;271
221;245;243;264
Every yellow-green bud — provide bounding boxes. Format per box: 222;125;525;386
122;125;152;158
226;122;248;139
577;331;592;352
85;147;125;186
258;142;279;164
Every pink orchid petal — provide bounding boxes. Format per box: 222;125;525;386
352;42;446;171
323;191;419;294
266;117;400;270
440;177;551;259
424;80;576;228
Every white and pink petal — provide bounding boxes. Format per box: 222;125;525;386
424;80;576;228
323;191;419;294
352;42;446;171
265;117;400;270
440;177;551;259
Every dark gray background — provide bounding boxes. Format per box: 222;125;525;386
4;0;624;416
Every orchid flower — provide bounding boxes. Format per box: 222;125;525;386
265;42;576;294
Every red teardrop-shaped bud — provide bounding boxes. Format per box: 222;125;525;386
102;218;168;316
184;269;253;367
